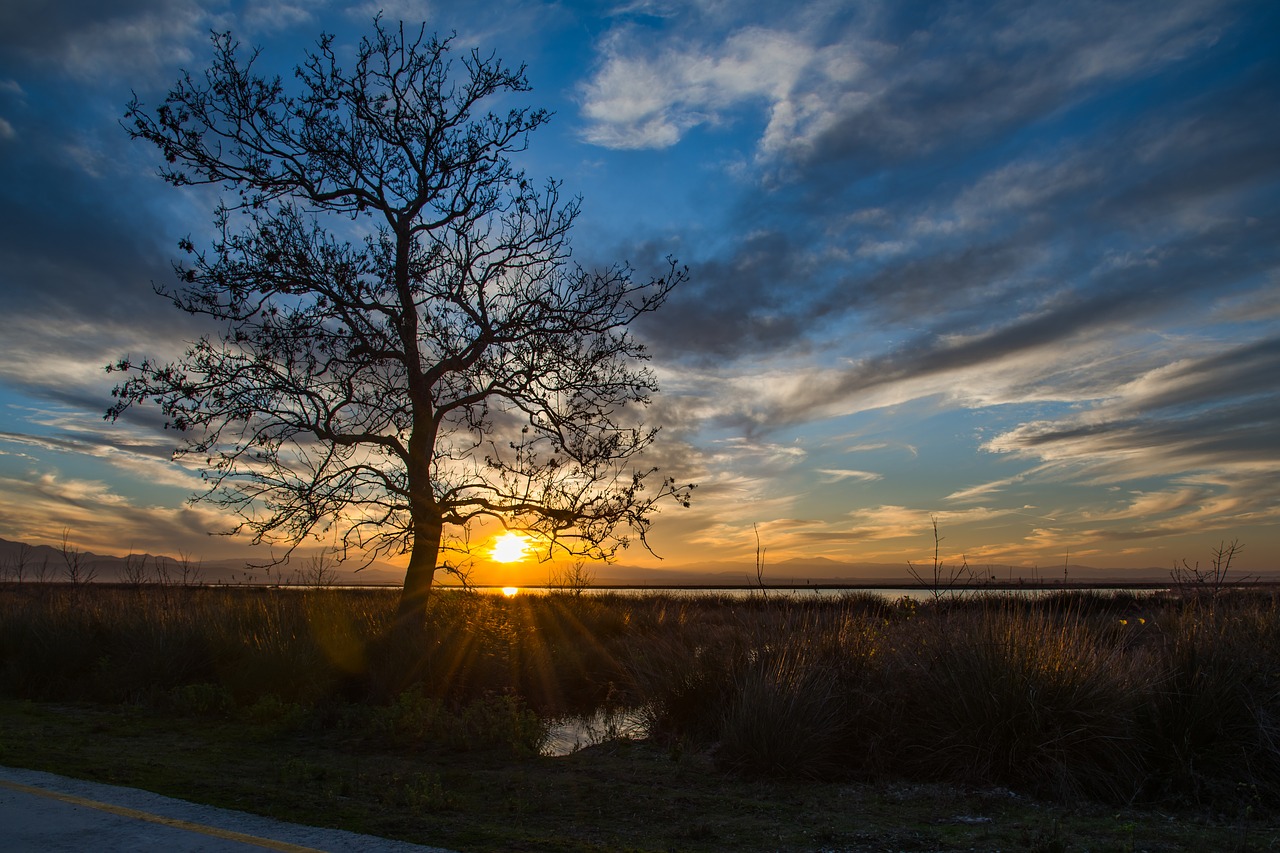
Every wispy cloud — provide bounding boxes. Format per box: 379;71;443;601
0;427;202;492
0;470;244;558
817;468;882;483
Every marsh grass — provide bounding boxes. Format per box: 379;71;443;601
891;600;1147;801
621;589;1280;812
716;618;861;779
2;583;1279;813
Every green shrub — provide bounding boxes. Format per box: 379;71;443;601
243;694;310;730
375;689;546;755
165;682;234;715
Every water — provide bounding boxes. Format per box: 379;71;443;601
542;707;649;757
453;585;1170;601
291;583;1174;601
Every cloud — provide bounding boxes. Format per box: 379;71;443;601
634;53;1279;371
841;504;1006;545
1081;487;1218;523
611;0;1277;406
580;20;873;151
242;1;316;33
945;471;1043;505
0;75;218;415
639;94;1280;426
0;0;210;82
0;426;203;492
969;338;1280;538
0;469;246;558
793;0;1228;172
632;230;822;361
817;468;882;483
580;0;1229;166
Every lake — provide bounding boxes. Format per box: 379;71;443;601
448;584;1174;601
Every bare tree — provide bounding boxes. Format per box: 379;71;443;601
548;559;594;595
109;20;692;624
299;549;340;587
152;555;173;586
753;522;768;601
906;516;972;604
5;542;33;583
175;550;203;586
1171;539;1247;605
59;528;97;586
123;550;151;586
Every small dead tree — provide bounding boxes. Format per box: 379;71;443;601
175;550;203;586
550;559;595;595
753;522;768;601
1171;539;1246;604
5;542;34;583
122;551;151;586
59;529;97;586
299;550;340;587
906;515;971;604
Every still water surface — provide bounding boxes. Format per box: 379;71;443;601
453;585;1169;601
543;707;650;757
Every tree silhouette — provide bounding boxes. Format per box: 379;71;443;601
109;20;692;623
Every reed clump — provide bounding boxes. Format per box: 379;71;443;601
2;583;1278;813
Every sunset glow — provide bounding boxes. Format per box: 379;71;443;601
489;532;532;564
0;1;1276;576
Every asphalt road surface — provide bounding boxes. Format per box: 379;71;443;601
0;765;457;852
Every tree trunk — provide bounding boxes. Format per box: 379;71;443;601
397;516;442;625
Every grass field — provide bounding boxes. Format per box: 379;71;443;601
2;583;1278;850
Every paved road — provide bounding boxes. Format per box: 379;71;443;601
0;766;457;852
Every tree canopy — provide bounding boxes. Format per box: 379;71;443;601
109;20;692;621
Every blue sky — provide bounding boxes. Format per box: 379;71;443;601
0;0;1277;574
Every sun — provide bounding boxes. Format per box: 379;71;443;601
489;531;532;563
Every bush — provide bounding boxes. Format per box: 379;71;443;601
375;689;546;755
1138;601;1280;809
717;641;848;778
892;603;1145;801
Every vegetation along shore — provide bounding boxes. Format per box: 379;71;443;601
3;583;1279;850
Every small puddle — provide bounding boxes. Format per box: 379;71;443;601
542;707;649;756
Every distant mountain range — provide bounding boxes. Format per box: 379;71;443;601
0;537;405;586
6;536;1267;588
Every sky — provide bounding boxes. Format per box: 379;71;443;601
0;0;1278;577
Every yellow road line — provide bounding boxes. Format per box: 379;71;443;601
0;778;326;852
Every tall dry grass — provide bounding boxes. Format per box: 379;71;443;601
620;590;1280;812
2;583;1278;811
